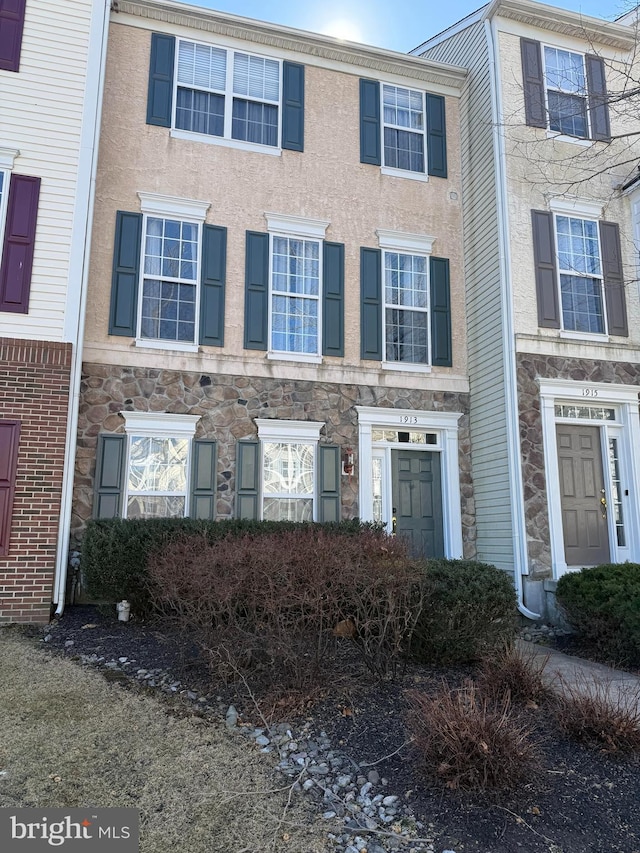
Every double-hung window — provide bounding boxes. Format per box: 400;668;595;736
544;47;588;139
175;39;280;147
384;251;429;364
382;84;426;174
256;419;323;522
555;214;604;334
122;413;199;519
266;213;329;361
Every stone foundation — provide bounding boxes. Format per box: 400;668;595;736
73;362;475;556
517;354;640;578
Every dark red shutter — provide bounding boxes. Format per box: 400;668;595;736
0;420;20;556
0;0;26;72
0;174;40;313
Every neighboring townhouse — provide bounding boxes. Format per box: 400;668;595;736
66;0;474;595
416;0;640;618
0;0;109;622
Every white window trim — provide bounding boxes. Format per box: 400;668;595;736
553;210;607;337
356;406;464;558
135;196;208;351
379;234;432;370
0;147;19;170
538;379;640;578
172;37;283;153
381;83;428;177
542;43;591;140
138;191;210;220
549;196;603;219
267;224;324;360
121;412;200;520
256;418;324;522
0;148;19;259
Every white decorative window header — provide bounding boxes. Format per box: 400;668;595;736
376;229;435;254
137;192;210;221
549;196;603;219
0;147;19;170
255;418;324;442
121;412;200;437
264;212;330;239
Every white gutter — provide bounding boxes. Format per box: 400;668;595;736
54;0;111;615
485;15;540;620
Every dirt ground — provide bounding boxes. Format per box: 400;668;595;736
0;630;330;853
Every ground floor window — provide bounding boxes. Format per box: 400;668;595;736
255;419;323;521
121;413;200;519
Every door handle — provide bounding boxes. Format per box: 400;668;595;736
600;489;607;518
392;508;397;535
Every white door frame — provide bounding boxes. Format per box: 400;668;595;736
356;406;464;558
539;379;640;577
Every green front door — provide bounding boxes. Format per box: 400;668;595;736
391;449;444;558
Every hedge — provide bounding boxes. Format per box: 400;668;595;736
556;562;640;667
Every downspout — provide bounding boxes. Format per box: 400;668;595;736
53;0;111;616
485;15;540;619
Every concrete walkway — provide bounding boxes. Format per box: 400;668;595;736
518;639;640;707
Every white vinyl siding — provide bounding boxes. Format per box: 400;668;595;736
420;21;515;572
0;0;92;341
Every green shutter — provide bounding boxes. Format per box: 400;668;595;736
244;231;269;350
360;79;381;166
93;434;126;519
426;94;447;178
318;445;341;523
200;225;227;347
282;61;304;152
322;242;344;357
430;257;452;367
236;441;260;519
360;247;382;360
109;211;142;337
147;33;175;127
189;439;217;520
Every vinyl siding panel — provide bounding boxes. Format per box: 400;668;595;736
0;0;92;342
421;22;515;573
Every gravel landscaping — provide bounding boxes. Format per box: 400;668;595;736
10;605;640;853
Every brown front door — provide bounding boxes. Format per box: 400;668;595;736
556;424;610;566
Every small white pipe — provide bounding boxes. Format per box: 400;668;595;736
54;0;111;616
485;14;540;620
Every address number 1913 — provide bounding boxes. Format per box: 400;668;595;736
400;415;418;424
582;388;598;398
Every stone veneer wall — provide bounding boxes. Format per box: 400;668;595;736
517;354;640;577
73;363;476;556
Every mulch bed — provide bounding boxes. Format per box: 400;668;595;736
32;605;640;853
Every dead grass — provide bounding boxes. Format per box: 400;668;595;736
552;673;640;754
478;643;551;706
0;630;330;853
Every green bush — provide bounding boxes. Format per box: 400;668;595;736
556;562;640;666
409;559;517;665
81;517;370;612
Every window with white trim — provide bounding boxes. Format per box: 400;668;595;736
122;413;199;519
384;250;429;364
555;214;605;334
136;193;210;348
256;419;322;521
175;39;280;147
543;47;589;139
266;214;329;360
382;84;426;173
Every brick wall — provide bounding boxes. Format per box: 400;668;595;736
0;338;72;623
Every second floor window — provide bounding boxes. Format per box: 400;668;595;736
270;235;321;355
382;84;426;173
544;47;588;139
175;39;280;147
556;214;604;333
139;216;200;344
384;251;429;364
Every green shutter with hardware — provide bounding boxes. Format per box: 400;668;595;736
282;61;305;151
189;440;217;520
318;445;341;523
360;247;382;360
360;79;381;165
200;225;227;347
244;231;269;350
426;94;447;178
109;211;142;337
147;33;175;127
430;257;452;367
236;441;260;519
322;242;344;357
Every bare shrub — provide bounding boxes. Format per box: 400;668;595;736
478;644;551;706
147;526;424;690
552;675;640;753
406;682;540;791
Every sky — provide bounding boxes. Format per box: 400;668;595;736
176;0;629;53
